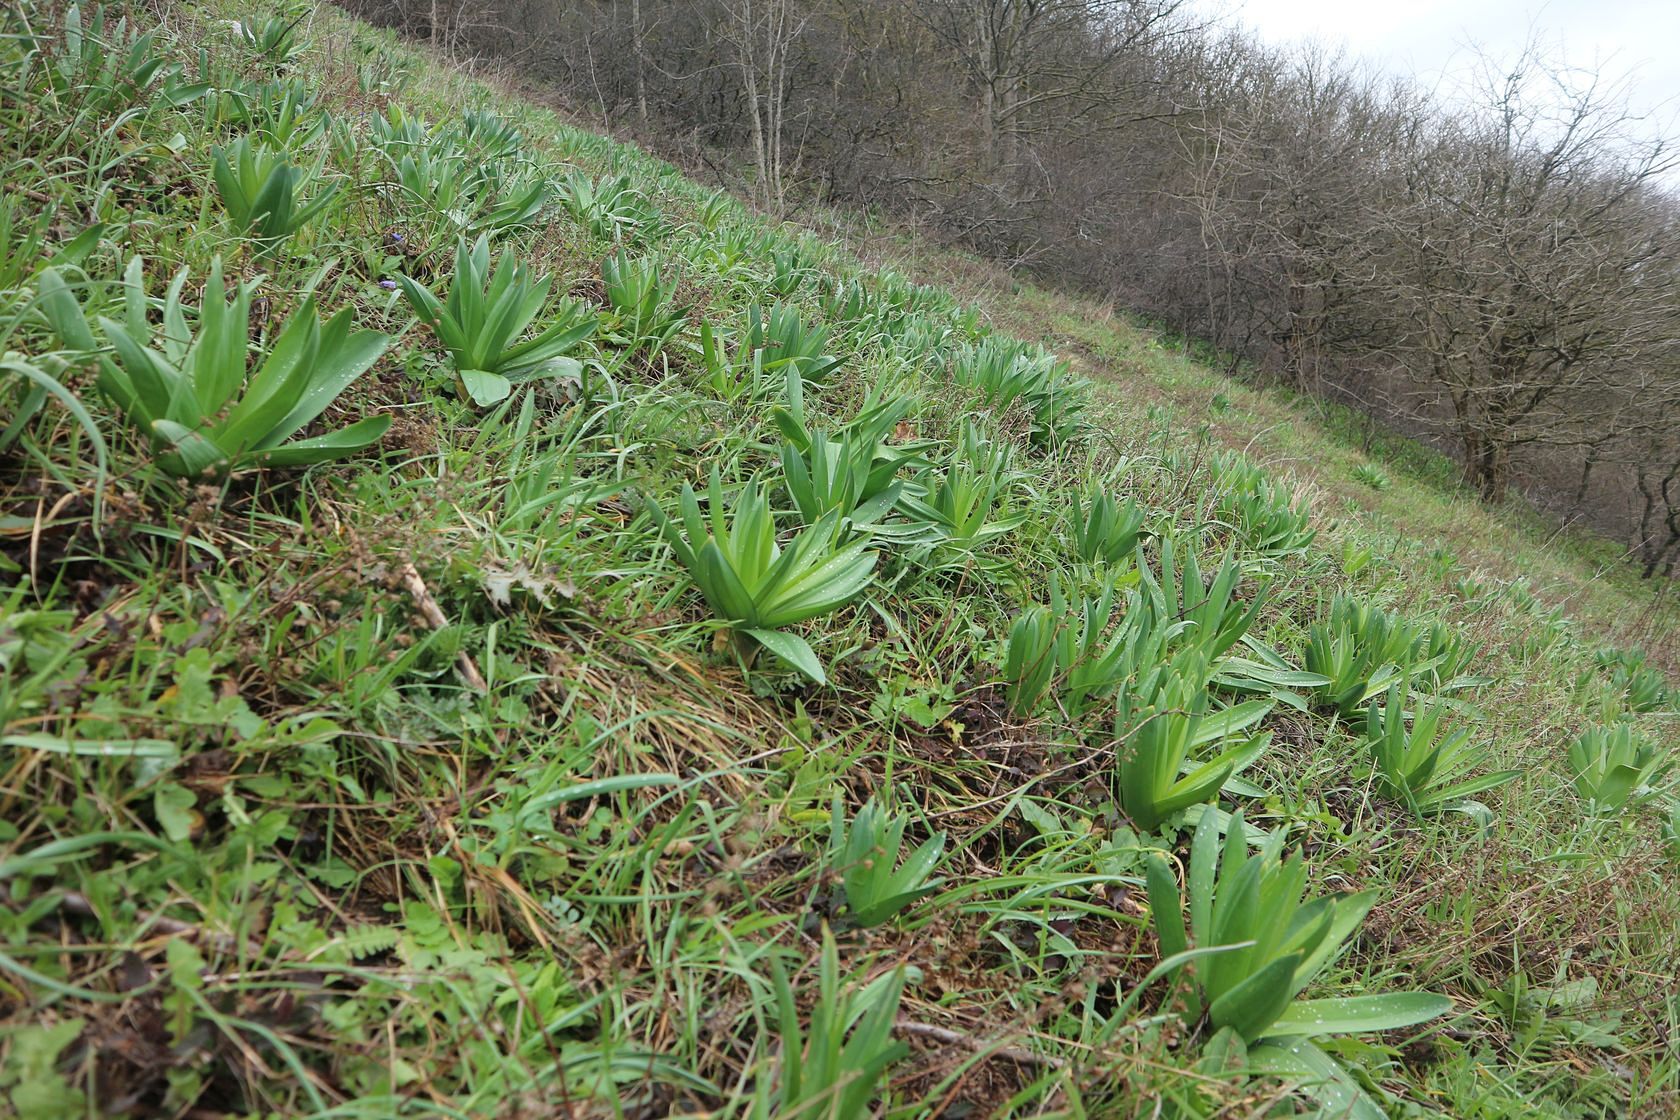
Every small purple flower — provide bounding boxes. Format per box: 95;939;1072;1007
379;279;398;290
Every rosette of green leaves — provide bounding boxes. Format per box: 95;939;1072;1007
1003;576;1169;719
1067;484;1144;567
738;303;840;383
1361;684;1516;821
1146;811;1452;1114
232;12;308;66
777;393;919;532
1210;453;1317;558
1142;537;1268;665
829;791;945;927
898;420;1025;558
211;135;338;257
761;929;909;1120
602;250;686;355
556;170;654;240
37;258;389;477
1114;656;1272;830
649;469;876;683
397;235;595;406
1593;646;1671;713
1568;724;1673;817
1304;596;1428;717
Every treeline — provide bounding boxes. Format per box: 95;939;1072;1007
339;0;1680;577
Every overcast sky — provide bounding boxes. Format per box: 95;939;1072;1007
1198;0;1680;129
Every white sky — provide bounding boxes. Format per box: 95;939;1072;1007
1199;0;1680;130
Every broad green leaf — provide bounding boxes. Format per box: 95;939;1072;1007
1264;993;1453;1038
460;368;513;406
152;418;230;477
745;628;825;684
1246;1038;1388;1120
1208;947;1299;1041
256;415;393;467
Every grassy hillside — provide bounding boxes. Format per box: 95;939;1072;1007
2;3;1677;1118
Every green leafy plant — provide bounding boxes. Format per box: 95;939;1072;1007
1418;621;1488;691
687;225;760;278
747;303;841;383
1001;603;1059;717
950;337;1087;447
693;318;777;403
821;277;881;328
1338;537;1377;578
898;420;1025;559
1303;596;1426;717
774;386;921;531
1113;655;1272;830
829;790;946;927
889;316;956;369
758;929;909;1120
950;337;1042;410
767;245;813;297
396;235;596;406
368;101;429;152
1352;462;1391;491
1593;647;1671;713
1568;724;1673;817
210;136;338;256
1212;455;1316;557
31;2;205;116
1141;537;1269;666
602;250;686;356
233;12;307;67
203;75;327;145
386;137;545;239
781;427;915;532
1066;484;1144;567
1360;684;1516;820
556;170;652;239
37;258;390;476
695;188;736;231
1147;811;1452;1113
457;108;524;162
648;469;876;683
1003;576;1165;720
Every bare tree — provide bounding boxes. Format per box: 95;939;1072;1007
336;0;1680;576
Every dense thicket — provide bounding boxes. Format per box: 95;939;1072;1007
340;0;1680;576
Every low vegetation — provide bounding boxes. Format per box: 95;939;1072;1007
0;3;1676;1118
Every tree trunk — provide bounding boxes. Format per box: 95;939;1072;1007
631;0;648;124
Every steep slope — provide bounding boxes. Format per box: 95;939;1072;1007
0;3;1675;1119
